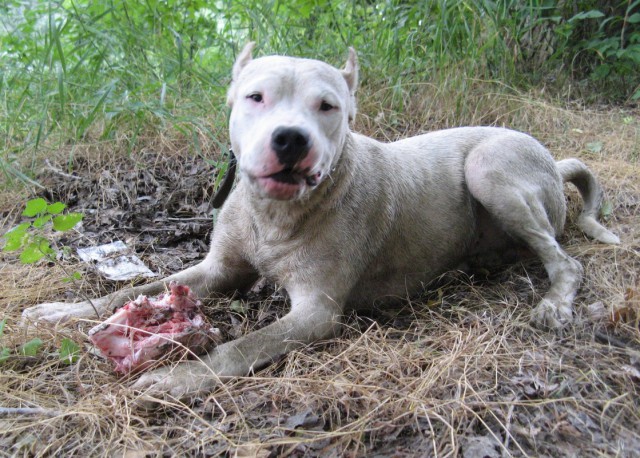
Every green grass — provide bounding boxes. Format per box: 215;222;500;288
1;0;638;186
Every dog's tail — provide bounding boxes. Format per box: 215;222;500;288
556;158;620;244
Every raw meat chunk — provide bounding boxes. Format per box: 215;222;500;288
88;282;221;373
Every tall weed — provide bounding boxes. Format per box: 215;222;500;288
0;0;637;182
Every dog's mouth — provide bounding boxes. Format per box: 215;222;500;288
253;167;323;200
268;167;320;187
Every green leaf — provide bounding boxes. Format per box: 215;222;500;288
0;318;6;338
32;214;53;228
62;271;82;282
22;198;48;217
77;83;114;138
19;338;43;356
628;13;640;24
229;300;247;314
2;223;31;251
600;200;614;220
4;222;30;238
19;241;51;264
47;202;66;215
59;338;80;364
592;64;610;79
586;141;603;154
0;347;9;364
52;213;83;232
569;10;605;22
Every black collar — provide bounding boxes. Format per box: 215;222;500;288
211;149;237;209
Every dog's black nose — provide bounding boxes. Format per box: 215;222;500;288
271;127;311;166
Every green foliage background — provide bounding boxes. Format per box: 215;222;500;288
1;0;638;181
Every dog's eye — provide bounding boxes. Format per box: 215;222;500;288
247;93;263;103
319;101;334;112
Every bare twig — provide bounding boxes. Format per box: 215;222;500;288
44;159;83;181
0;407;62;417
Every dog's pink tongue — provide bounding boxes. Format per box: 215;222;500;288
88;282;221;373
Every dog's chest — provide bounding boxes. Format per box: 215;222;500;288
247;218;309;280
246;205;344;286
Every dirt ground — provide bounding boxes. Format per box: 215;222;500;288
1;88;639;457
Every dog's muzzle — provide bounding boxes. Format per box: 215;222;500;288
245;126;321;200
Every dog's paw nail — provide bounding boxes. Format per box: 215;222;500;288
132;370;168;391
531;299;573;331
133;392;169;411
130;361;217;405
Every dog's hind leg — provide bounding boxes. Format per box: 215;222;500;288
499;198;584;329
465;144;585;329
495;196;582;328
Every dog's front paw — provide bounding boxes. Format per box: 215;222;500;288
132;361;220;402
21;301;99;326
530;298;573;330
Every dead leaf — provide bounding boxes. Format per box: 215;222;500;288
611;288;639;324
620;365;640;381
556;421;582;438
283;409;322;430
233;444;270;458
511;373;560;399
460;435;501;458
117;450;158;458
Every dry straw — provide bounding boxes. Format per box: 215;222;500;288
1;87;639;456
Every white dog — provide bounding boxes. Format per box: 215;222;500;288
22;43;619;398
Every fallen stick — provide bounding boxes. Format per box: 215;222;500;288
0;407;62;417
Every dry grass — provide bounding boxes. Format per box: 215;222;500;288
1;85;639;457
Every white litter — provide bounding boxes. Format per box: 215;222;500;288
77;241;157;281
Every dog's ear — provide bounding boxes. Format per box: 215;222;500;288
227;42;256;107
232;42;256;81
341;47;358;94
341;47;358;121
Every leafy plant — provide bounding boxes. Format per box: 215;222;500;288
0;319;9;363
2;197;83;264
0;197;85;366
0;318;43;361
0;318;82;365
552;1;640;100
1;0;638;186
19;338;44;357
59;337;81;364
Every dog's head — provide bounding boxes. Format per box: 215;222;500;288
226;43;358;201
